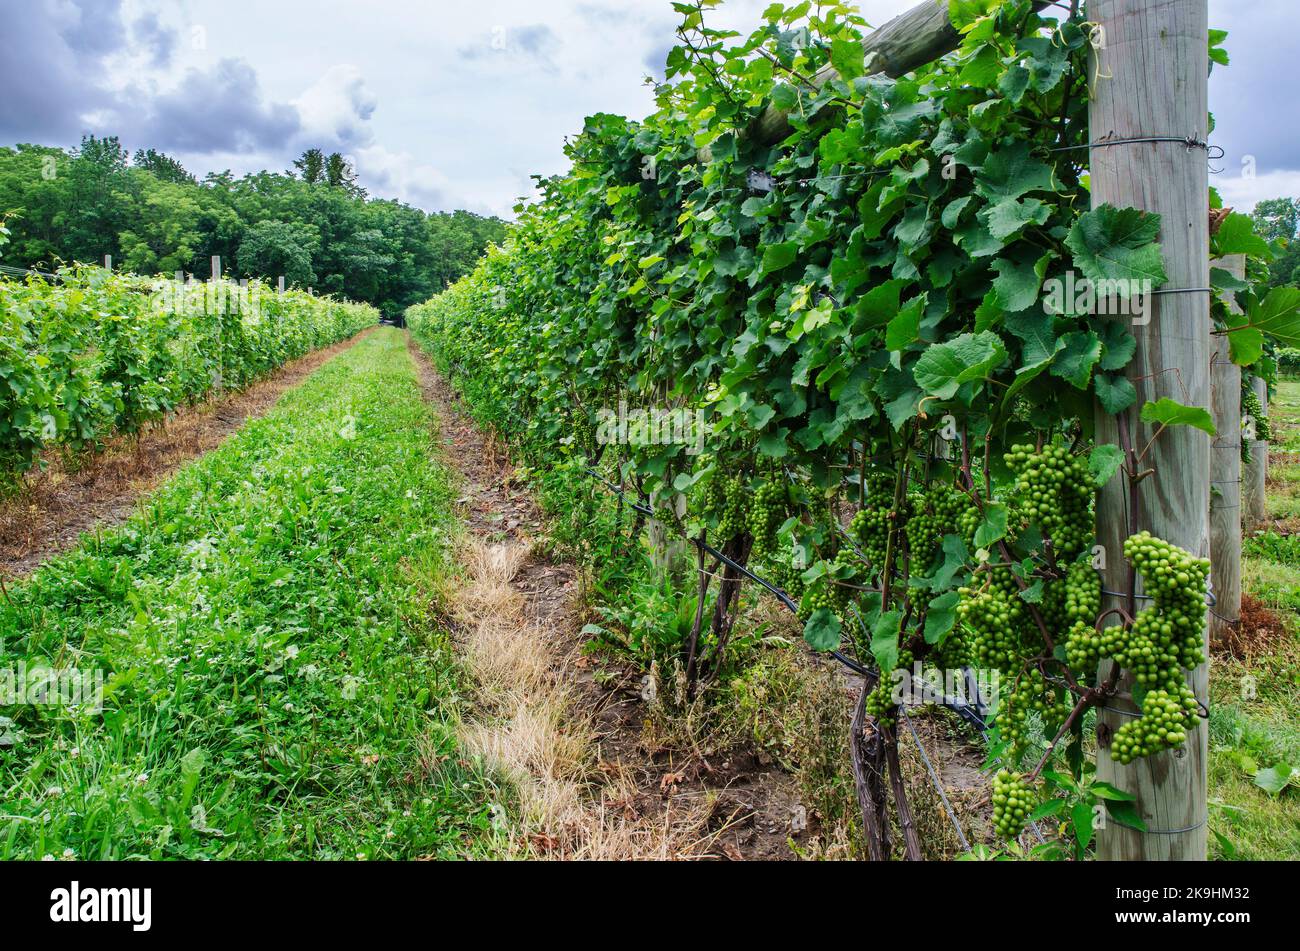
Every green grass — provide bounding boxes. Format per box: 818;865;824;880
1210;377;1300;859
0;329;502;860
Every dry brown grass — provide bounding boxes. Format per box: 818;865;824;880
1213;593;1295;661
448;537;716;860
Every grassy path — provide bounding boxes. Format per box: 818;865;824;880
1208;377;1300;859
0;329;376;580
0;329;500;860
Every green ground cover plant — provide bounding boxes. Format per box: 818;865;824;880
0;329;500;859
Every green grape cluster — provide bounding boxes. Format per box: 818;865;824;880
997;668;1072;759
957;568;1035;672
904;482;973;563
850;472;906;572
1109;682;1200;764
716;476;746;540
866;649;914;728
992;770;1036;840
1117;532;1210;687
931;629;969;669
698;469;725;518
1242;386;1271;446
958;504;981;548
1065;620;1102;673
849;506;888;568
749;479;788;560
865;679;897;726
829;545;862;604
1062;558;1104;672
800;547;858;622
1064;558;1101;623
772;556;805;603
571;410;597;456
798;578;836;622
1004;443;1093;558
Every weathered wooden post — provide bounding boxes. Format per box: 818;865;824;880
1244;376;1269;529
1090;0;1211;860
1210;256;1244;651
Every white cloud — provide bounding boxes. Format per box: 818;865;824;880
353;145;452;211
292;65;378;153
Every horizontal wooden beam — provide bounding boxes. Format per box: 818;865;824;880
747;0;1052;146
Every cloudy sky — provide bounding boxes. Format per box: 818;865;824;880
0;0;1294;218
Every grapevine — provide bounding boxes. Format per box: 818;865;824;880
401;0;1279;861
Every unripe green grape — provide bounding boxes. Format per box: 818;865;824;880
865;649;914;728
957;568;1035;672
996;667;1072;760
716;475;747;540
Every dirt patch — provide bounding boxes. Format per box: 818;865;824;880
1267;518;1300;537
406;335;811;860
895;707;998;856
0;329;374;580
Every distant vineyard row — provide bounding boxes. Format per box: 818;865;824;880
0;268;376;474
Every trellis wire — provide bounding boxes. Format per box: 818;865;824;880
582;465;1083;855
583;466;990;732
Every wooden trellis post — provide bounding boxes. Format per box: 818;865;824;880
1210;255;1244;651
1090;0;1211;860
1244;376;1269;529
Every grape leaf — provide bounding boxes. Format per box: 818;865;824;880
1097;320;1136;371
1065;204;1168;289
983;197;1049;240
1254;763;1294;796
992;254;1047;311
974;502;1009;548
1104;799;1148;832
885;296;926;351
923;591;961;644
1231;286;1300;347
1071;801;1095;850
1139;397;1216;436
913;331;1008;399
871;610;903;672
830;37;866;81
976;142;1056;203
762;242;799;274
1051;330;1103;389
1095;373;1137;414
1089;781;1137;801
803;608;842;651
1088;444;1125;487
1214;212;1271;259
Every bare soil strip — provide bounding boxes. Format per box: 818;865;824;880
406;337;821;859
0;328;375;579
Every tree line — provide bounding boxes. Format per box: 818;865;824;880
1251;197;1300;290
0;136;507;317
